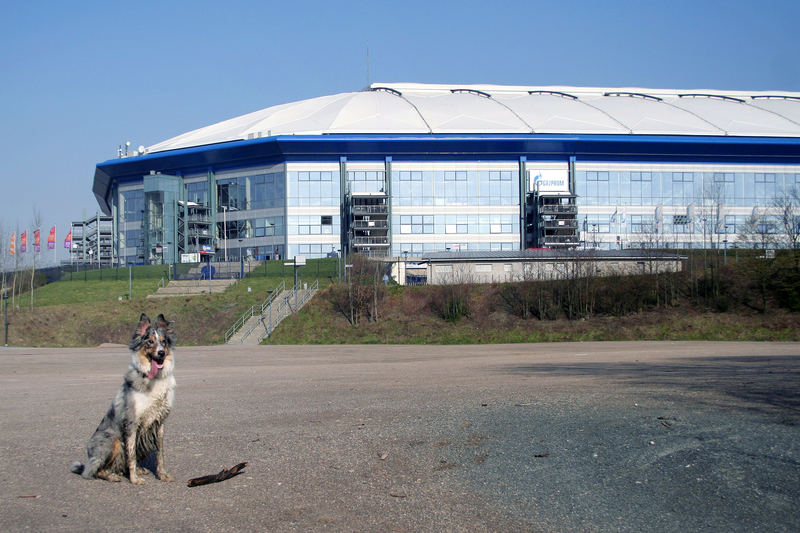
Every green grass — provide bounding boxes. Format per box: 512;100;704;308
266;284;800;346
4;256;799;347
3;258;341;347
29;279;162;306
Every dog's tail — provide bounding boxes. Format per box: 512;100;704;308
70;461;85;475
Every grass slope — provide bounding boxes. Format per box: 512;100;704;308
3;257;799;347
267;285;800;345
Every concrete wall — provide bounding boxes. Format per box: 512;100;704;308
425;257;682;285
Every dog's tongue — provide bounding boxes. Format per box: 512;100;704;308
148;360;164;379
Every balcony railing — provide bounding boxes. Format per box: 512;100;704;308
542;235;581;245
540;219;579;229
351;220;389;230
351;205;389;215
539;205;578;214
352;236;390;246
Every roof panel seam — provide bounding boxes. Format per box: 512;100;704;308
573;99;633;134
746;101;800;129
659;99;728;135
389;91;433;134
484;93;534;132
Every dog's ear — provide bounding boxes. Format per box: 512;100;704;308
136;314;151;337
155;314;171;331
155;314;176;345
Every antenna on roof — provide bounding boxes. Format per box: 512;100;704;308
366;42;371;87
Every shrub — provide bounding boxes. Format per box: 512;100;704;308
429;283;471;322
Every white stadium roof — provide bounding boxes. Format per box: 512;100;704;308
146;83;800;153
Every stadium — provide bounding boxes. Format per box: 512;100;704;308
89;82;800;267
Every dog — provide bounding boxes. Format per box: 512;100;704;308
71;313;176;484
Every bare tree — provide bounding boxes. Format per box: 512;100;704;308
0;222;6;301
772;186;800;249
30;209;42;311
737;208;776;250
11;224;20;310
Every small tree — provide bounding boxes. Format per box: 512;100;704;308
773;186;800;250
329;254;385;325
737;209;776;251
29;209;42;311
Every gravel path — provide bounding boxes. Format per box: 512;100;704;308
1;341;798;532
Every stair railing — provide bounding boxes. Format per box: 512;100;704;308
255;279;318;344
224;280;285;343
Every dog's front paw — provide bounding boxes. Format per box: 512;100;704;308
129;476;146;485
157;471;173;482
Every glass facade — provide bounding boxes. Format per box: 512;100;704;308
287;170;338;206
107;156;800;265
143;174;181;264
390;164;520;255
576;165;800;249
577;169;800;207
118;188;145;264
217;171;285;211
392;169;517;206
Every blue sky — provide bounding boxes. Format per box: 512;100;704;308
1;0;798;265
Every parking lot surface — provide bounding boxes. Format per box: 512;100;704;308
1;341;799;532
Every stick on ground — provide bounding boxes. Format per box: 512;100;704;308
187;462;248;487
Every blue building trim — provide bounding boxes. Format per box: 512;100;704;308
94;133;800;214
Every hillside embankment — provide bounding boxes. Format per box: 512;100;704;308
2;253;799;347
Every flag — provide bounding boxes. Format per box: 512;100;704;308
47;226;56;250
610;208;618;224
34;229;41;253
21;231;27;253
9;233;14;255
64;229;72;249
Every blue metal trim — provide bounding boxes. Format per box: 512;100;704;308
94;133;800;214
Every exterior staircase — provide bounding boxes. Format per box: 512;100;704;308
147;278;236;298
146;261;260;298
225;280;318;345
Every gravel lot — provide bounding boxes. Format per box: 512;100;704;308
1;341;799;532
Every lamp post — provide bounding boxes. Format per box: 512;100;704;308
3;290;9;346
238;238;244;278
403;250;408;286
221;205;228;262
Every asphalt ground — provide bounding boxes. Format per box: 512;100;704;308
1;341;799;532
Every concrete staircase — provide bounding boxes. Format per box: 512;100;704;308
146;261;261;298
147;278;236;298
225;281;318;345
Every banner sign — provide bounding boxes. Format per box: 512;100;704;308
529;169;569;193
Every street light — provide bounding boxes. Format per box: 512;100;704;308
221;205;228;262
3;290;9;346
238;238;244;278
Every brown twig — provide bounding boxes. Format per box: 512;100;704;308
187;462;248;487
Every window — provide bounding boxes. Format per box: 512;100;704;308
586;171;609;182
321;216;332;226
